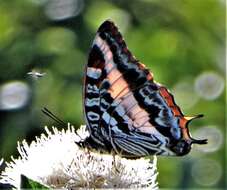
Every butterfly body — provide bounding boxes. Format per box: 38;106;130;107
82;20;207;158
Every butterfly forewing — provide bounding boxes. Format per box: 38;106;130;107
83;20;207;158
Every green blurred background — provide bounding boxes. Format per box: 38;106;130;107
0;0;225;189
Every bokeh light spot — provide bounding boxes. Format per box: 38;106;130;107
0;8;19;48
44;0;84;21
172;80;199;109
147;30;179;60
85;1;131;34
53;49;85;77
0;81;30;110
193;126;223;153
191;158;222;186
194;71;224;100
37;27;76;55
28;0;47;6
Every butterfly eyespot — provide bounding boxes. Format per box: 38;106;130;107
83;20;207;158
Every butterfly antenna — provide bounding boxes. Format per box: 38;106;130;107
42;107;84;141
42;107;67;126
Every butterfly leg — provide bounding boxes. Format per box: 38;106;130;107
107;125;122;173
111;151;120;173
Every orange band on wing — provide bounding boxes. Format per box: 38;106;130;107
159;86;192;140
159;87;183;117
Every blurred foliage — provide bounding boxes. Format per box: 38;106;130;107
20;174;49;189
0;0;225;189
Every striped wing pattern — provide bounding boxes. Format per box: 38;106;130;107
83;20;207;158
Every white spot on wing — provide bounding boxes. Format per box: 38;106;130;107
87;111;100;121
87;67;102;79
85;97;100;107
93;35;115;72
87;84;99;94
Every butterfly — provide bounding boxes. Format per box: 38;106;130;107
81;20;207;158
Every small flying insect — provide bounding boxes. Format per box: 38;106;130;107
27;70;46;79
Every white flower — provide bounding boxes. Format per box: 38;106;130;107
0;159;3;167
0;125;158;189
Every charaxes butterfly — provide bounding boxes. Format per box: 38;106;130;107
81;20;207;158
